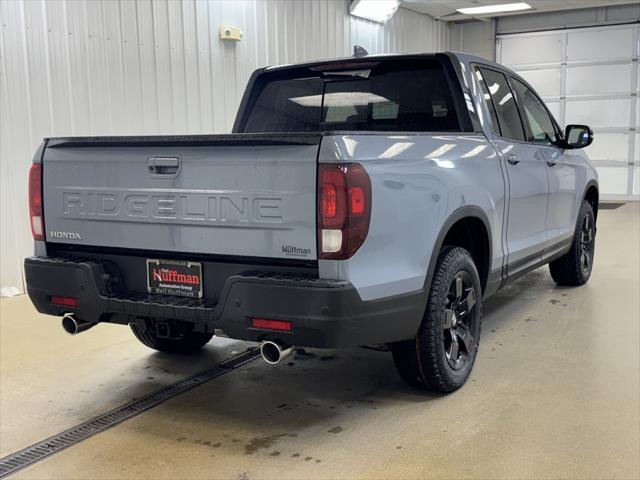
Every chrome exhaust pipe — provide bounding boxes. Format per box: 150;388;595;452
61;314;96;335
260;340;293;365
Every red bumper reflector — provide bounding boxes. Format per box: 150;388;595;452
51;296;78;307
251;318;292;332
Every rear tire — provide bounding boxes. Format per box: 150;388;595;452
549;200;596;286
130;319;213;354
392;246;482;393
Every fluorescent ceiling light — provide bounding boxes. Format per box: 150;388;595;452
457;2;531;15
349;0;400;24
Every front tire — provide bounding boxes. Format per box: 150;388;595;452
549;200;596;286
130;319;213;354
392;246;482;393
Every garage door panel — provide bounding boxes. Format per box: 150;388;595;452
584;133;629;162
566;28;634;61
498;24;638;197
566;64;632;96
500;34;563;66
598;167;629;195
513;68;561;97
565;98;630;129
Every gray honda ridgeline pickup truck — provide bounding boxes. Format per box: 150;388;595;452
25;52;598;393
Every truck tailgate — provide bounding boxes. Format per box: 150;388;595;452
42;135;320;260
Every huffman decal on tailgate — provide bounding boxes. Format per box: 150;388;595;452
281;245;312;257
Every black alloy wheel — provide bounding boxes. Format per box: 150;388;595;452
579;213;595;275
392;246;482;393
443;271;477;370
549;200;596;286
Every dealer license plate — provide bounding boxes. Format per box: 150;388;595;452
146;259;203;298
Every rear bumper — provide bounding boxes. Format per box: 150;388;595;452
24;256;425;348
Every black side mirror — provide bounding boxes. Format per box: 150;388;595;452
562;124;593;149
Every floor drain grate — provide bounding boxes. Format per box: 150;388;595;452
0;347;260;478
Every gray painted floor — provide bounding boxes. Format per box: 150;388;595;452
1;202;638;479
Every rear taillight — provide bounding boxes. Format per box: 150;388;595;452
317;163;371;260
28;164;44;240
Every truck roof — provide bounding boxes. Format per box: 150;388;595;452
263;51;500;71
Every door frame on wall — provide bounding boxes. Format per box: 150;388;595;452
496;23;639;201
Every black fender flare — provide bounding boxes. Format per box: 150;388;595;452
580;179;599;222
581;179;599;200
582;179;599;202
422;205;493;297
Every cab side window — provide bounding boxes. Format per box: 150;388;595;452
475;69;501;136
510;78;558;145
476;68;526;142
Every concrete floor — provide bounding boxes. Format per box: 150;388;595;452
1;203;639;480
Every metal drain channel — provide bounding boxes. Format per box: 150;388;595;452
0;347;260;478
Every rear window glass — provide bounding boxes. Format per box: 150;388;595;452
242;59;461;133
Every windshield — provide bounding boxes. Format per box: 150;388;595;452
241;58;461;133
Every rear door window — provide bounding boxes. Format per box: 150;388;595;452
476;68;526;142
242;59;462;133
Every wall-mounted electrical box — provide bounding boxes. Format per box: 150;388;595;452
220;25;243;41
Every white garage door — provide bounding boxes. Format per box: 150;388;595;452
496;24;639;200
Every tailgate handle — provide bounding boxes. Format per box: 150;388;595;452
147;157;181;177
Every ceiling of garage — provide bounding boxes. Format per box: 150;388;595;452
402;0;640;21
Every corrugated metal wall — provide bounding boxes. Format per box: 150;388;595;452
0;0;449;294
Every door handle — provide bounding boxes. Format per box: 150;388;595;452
147;157;181;176
506;154;520;165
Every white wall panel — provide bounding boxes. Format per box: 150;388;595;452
0;0;448;293
448;20;495;61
